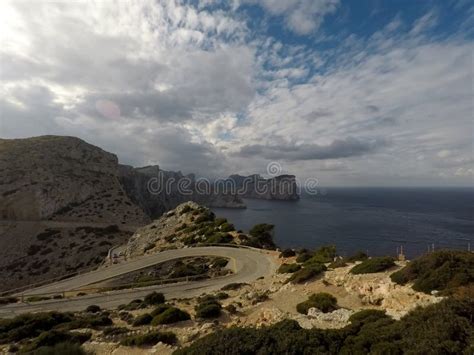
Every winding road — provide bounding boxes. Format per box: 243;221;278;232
0;246;278;318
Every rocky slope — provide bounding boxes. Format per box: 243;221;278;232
0;136;148;224
227;174;299;200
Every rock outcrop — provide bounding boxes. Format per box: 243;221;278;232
119;165;245;219
227;174;299;200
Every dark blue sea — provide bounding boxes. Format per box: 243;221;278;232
212;188;474;258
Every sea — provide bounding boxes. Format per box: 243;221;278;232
212;188;474;259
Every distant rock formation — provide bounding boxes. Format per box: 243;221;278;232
119;165;245;219
227;174;299;200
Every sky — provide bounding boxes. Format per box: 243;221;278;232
0;0;473;187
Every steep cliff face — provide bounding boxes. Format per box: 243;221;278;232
227;174;299;200
0;136;149;225
119;165;245;219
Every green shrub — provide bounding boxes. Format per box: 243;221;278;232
120;331;177;346
212;258;229;268
85;305;101;313
119;299;146;311
132;313;153;326
151;307;190;325
63;313;112;330
296;293;338;314
0;312;73;343
205;233;233;244
29;342;87;355
219;222;235;232
350;257;395;274
279;248;296;258
180;205;193;215
221;283;248;291
144;292;165;305
195;295;222;319
349;309;389;324
390;250;474;294
328;258;347;268
150;304;172;317
295;252;313;263
346;251;368;262
22;330;91;352
287;264;327;284
277;263;301;274
214;218;227;225
224;304;237;314
175;298;474;355
215;292;229;300
244;224;276;249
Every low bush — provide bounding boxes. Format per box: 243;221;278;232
132;313;153;326
144;292;165;305
350;257;395;274
287;264;327;284
390;250;474;294
151;307;190;325
243;224;276;249
277;263;301;274
150;304;172;317
224;304;237;314
118;299;147;311
120;331;177;346
215;292;229;300
195;295;222;319
85;305;101;313
219;222;235;232
62;313;112;330
295;252;313;263
221;283;248;291
296;293;338;314
29;342;87;355
349;309;389;324
102;326;129;336
175;298;474;355
279;248;296;258
328;258;347;268
22;330;91;352
346;251;368;262
0;312;73;343
211;258;229;268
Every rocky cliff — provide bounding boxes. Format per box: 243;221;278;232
0;136;149;225
119;165;245;219
227;174;299;200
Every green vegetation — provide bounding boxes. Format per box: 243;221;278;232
120;331;177;346
279;248;296;258
0;296;18;305
348;309;388;324
277;263;301;274
175;298;474;354
151;307;191;325
195;295;222;319
221;282;248;291
244;223;276;249
29;342;87;355
328;258;347;268
287;264;327;284
346;251;368;262
132;313;153;326
102;326;129;337
150;304;173;317
118;299;147;311
144;291;165;305
85;305;101;313
296;293;338;314
350;256;395;274
303;245;337;265
390;250;474;294
21;330;91;352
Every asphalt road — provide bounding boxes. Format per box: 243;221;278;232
0;246;277;318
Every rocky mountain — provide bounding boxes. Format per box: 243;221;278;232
0;136;245;291
0;136;149;225
227;174;299;200
119;165;245;219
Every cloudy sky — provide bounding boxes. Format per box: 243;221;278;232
0;0;473;186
